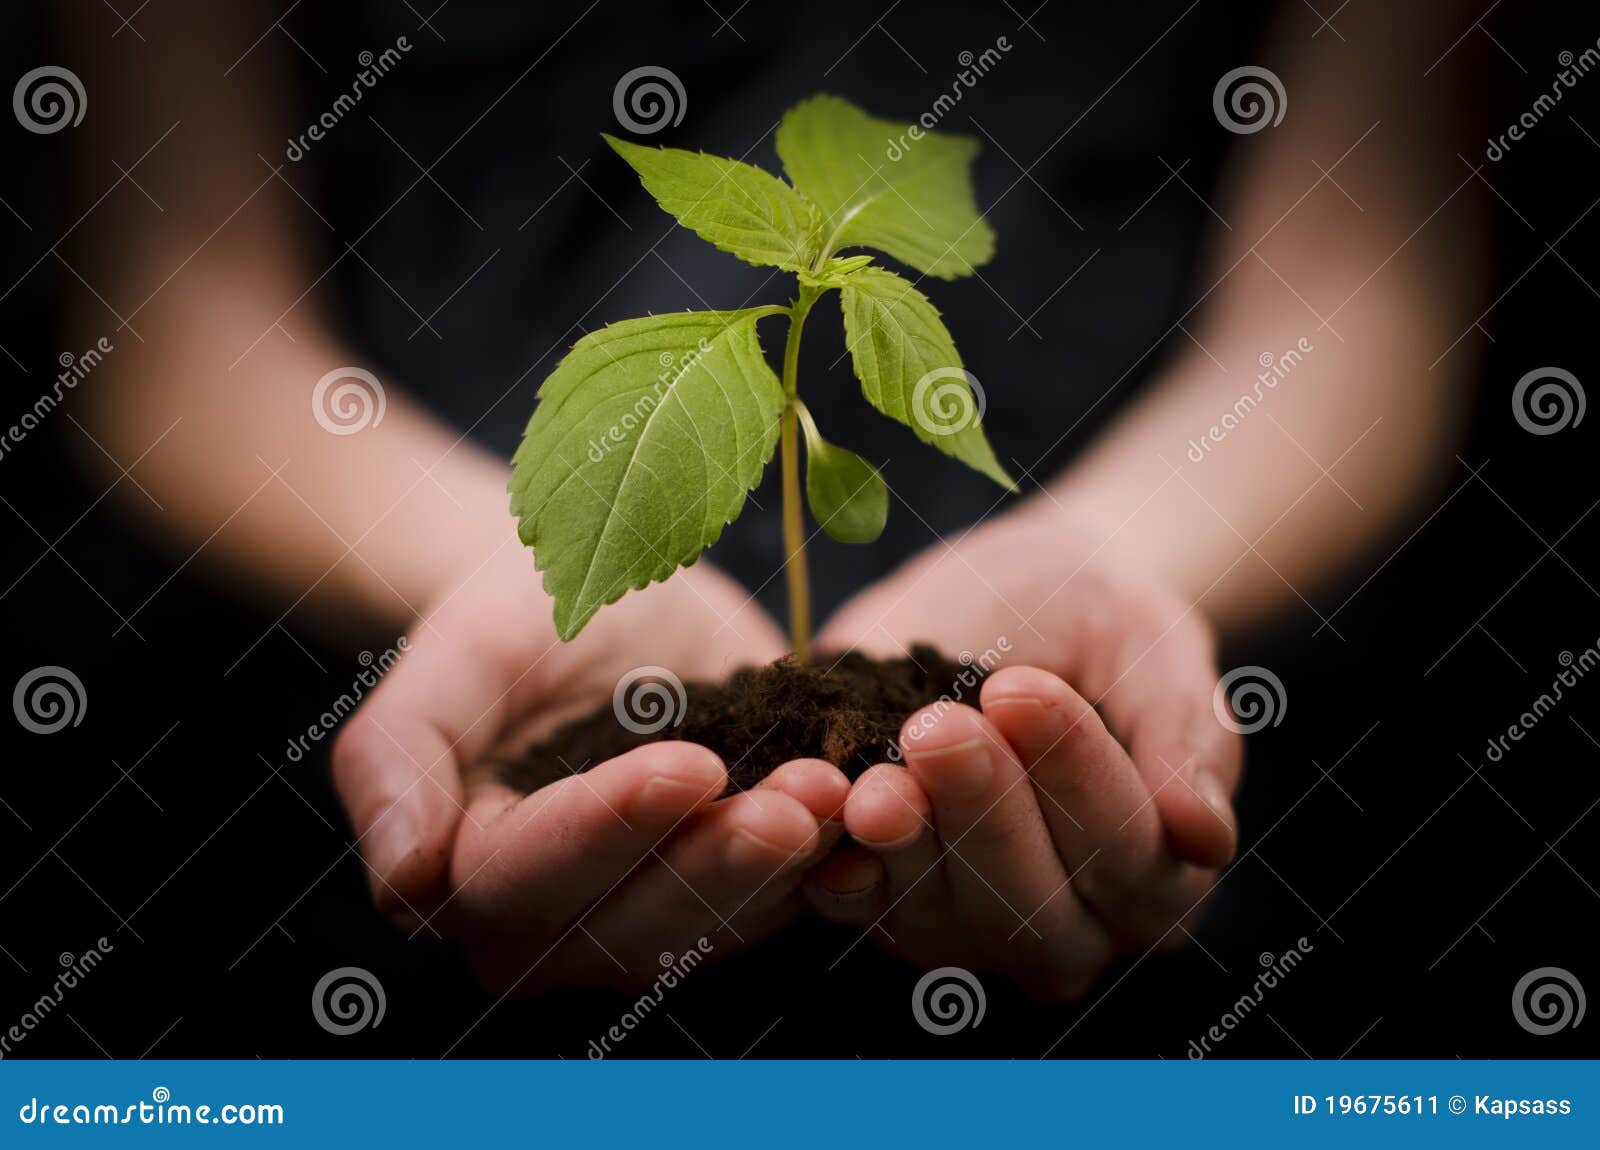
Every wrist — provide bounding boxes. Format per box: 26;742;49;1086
968;489;1205;637
395;460;523;621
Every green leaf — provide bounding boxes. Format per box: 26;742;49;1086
799;253;874;290
839;266;1014;490
605;135;819;271
776;95;994;280
796;403;887;544
510;308;788;638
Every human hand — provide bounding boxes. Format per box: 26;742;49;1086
808;511;1242;1000
331;538;848;993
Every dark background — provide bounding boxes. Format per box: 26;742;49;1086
2;1;1597;1058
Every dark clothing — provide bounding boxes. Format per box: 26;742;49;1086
316;1;1262;619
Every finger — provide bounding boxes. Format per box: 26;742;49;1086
331;626;513;917
844;763;943;912
803;844;889;923
900;703;1107;981
448;741;726;936
809;764;941;927
843;761;931;850
581;788;822;964
758;758;849;865
1090;615;1242;867
758;758;850;827
981;667;1185;943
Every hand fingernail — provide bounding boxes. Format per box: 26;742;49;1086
725;826;807;871
853;822;927;852
983;693;1049;713
816;875;881;900
632;774;717;822
390;909;426;935
365;806;418;899
1197;773;1233;824
914;736;993;799
812;850;884;897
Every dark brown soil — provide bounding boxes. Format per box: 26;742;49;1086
502;646;980;795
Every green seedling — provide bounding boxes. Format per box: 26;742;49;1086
510;95;1013;660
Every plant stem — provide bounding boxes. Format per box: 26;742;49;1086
780;285;821;662
779;408;809;661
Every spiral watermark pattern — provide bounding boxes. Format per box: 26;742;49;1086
612;66;686;135
13;666;86;734
612;665;687;734
1212;665;1286;734
312;367;387;436
311;966;386;1035
1213;66;1286;134
911;966;986;1035
1511;367;1585;435
911;367;986;437
13;66;86;134
1512;966;1586;1035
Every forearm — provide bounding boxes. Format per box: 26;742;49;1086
1039;267;1467;637
63;0;515;637
1021;3;1481;637
78;289;514;634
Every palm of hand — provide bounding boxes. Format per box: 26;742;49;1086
333;546;842;994
807;519;1242;998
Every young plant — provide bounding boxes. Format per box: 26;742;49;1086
510;95;1014;661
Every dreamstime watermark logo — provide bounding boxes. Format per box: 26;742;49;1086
1487;41;1600;161
284;36;411;162
889;637;1011;761
284;639;409;763
17;1088;283;1127
0;938;114;1060
0;338;114;465
311;966;386;1035
613;665;687;734
13;666;86;735
1187;338;1314;462
1512;966;1585;1035
312;367;387;435
911;367;986;438
1213;66;1286;134
1482;642;1598;765
1186;937;1314;1058
1212;665;1286;735
585;339;714;463
1511;367;1585;435
612;66;685;135
884;37;1012;161
912;966;986;1035
586;938;715;1058
13;66;86;134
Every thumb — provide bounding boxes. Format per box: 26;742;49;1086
330;630;511;918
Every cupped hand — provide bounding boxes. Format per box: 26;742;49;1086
331;538;848;993
808;512;1242;1000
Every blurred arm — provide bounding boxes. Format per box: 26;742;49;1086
66;3;512;640
1030;2;1484;638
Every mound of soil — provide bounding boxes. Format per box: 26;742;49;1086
502;646;980;795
